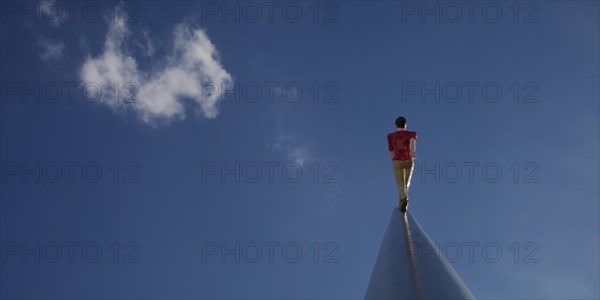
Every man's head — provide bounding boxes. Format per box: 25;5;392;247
395;116;407;129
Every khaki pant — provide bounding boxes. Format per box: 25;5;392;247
392;159;414;206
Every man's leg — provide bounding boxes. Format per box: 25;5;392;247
403;159;415;200
392;160;406;208
398;160;414;211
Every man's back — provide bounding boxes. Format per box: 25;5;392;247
387;130;417;161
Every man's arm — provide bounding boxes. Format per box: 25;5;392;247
387;135;394;159
409;138;416;160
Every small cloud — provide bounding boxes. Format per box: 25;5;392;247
38;0;64;27
37;35;64;62
79;6;232;125
267;132;311;167
130;29;156;57
140;31;155;57
289;147;309;166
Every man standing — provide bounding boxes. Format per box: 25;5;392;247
387;116;417;212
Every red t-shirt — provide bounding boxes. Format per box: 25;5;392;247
387;130;417;160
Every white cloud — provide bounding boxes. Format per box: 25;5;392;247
38;0;64;27
140;31;155;57
267;132;311;167
37;35;64;62
79;17;232;125
288;146;309;166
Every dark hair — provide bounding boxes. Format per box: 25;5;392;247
395;116;407;129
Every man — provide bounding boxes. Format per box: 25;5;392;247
387;116;417;212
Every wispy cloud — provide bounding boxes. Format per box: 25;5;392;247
288;147;309;166
79;14;232;125
38;0;64;27
267;131;311;167
37;35;64;62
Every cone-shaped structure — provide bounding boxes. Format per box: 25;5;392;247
365;208;475;299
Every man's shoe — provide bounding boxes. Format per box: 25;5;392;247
400;201;408;213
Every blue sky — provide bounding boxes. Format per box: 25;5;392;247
1;0;598;299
